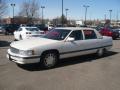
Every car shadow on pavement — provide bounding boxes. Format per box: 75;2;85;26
17;51;118;71
114;38;120;40
57;51;118;68
0;40;11;47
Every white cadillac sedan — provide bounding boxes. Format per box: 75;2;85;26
7;27;113;68
14;26;45;40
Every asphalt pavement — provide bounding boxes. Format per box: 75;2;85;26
0;34;120;90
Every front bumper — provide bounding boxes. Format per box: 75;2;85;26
7;50;40;64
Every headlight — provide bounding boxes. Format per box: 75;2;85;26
19;50;34;56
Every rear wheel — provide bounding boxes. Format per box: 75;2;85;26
96;48;104;57
41;51;58;69
19;35;23;40
14;39;18;41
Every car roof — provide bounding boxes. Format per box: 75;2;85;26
55;27;94;31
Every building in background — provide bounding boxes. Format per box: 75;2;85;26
76;20;83;26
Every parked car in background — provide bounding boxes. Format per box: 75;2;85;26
48;24;54;30
56;24;63;27
34;24;48;32
14;26;45;40
3;24;20;35
7;27;113;69
0;26;5;34
99;27;119;39
112;28;120;38
90;25;97;29
80;25;87;27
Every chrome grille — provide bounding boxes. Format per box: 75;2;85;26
10;47;19;54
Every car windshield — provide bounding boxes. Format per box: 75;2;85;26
26;27;39;31
43;29;71;40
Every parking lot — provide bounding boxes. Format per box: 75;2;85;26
0;34;120;90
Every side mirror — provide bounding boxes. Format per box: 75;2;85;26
66;37;75;42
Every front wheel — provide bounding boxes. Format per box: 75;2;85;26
40;52;58;69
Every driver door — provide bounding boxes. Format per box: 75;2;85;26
60;30;86;58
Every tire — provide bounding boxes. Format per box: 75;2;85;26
40;51;58;69
19;35;23;40
96;48;104;57
14;39;18;41
112;37;116;40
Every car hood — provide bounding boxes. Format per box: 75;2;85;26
10;37;59;50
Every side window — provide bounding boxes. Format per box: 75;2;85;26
83;30;97;39
69;30;83;40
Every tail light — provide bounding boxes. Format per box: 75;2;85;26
26;32;31;34
40;32;45;34
107;31;112;36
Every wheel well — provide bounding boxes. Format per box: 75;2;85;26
20;35;22;37
103;48;107;53
41;49;60;57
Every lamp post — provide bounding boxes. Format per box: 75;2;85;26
62;0;64;26
83;5;89;26
116;12;119;26
41;6;45;24
109;10;112;23
11;3;15;24
104;14;106;21
65;8;69;21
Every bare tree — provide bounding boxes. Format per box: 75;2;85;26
19;0;39;24
0;0;7;18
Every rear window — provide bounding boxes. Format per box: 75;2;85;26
83;30;97;39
